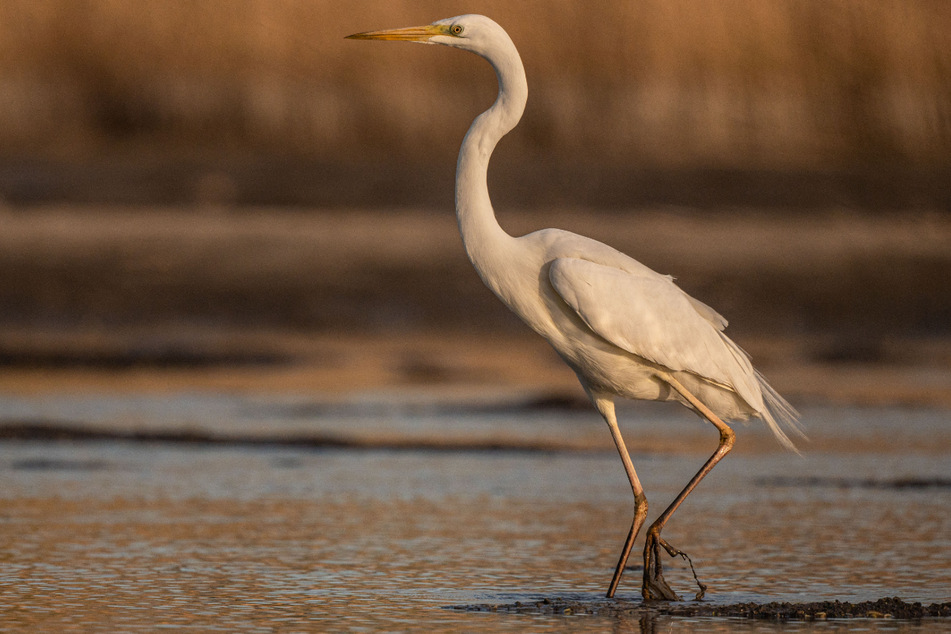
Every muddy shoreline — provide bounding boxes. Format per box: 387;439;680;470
1;206;950;408
456;596;951;621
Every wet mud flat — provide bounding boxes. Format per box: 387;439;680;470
457;595;951;622
3;205;951;415
2;205;950;356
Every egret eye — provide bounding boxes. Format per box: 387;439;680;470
450;24;464;36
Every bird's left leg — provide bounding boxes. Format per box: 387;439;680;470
642;375;735;602
590;395;650;599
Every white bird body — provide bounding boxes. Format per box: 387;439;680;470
441;15;795;443
469;225;760;421
348;13;801;601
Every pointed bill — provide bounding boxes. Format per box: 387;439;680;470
346;24;448;42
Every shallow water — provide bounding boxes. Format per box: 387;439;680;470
1;392;949;631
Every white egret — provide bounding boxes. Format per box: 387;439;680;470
348;14;802;601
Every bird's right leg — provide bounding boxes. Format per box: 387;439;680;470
593;396;649;599
641;375;735;602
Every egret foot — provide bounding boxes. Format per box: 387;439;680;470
642;532;707;601
642;532;680;601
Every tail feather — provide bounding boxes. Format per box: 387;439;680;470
755;370;805;453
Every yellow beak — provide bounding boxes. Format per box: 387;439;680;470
346;24;447;42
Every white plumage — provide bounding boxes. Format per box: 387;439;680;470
349;13;802;601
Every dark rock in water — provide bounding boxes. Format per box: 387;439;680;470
450;596;951;621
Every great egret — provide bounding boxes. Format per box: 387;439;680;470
348;14;802;601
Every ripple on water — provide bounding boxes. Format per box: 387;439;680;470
0;403;950;631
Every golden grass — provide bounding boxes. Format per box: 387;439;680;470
1;0;949;167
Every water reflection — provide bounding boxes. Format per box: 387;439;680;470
0;401;949;631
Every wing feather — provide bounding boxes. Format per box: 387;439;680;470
548;257;761;408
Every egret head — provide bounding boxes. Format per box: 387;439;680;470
347;14;509;56
347;13;527;151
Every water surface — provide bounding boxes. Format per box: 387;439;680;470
1;394;949;631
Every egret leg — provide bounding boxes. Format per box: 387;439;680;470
642;376;735;602
592;396;649;599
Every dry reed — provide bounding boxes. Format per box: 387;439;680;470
0;0;949;168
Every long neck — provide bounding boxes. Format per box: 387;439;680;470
454;38;528;275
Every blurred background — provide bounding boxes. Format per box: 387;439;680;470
1;0;949;403
3;6;951;629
